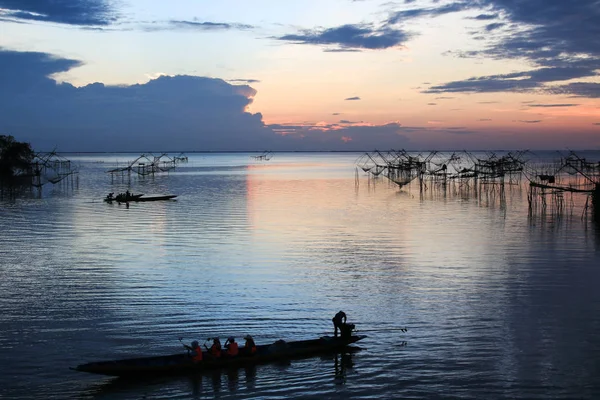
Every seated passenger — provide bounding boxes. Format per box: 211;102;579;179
184;340;203;362
208;337;222;358
244;335;257;355
225;337;239;357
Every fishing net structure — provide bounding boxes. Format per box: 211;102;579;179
355;149;599;219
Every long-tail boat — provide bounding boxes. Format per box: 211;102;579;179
131;194;177;202
104;193;177;203
72;324;365;377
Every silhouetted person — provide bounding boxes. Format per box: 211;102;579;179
208;337;222;358
184;340;203;362
243;335;257;355
225;337;239;357
332;311;347;337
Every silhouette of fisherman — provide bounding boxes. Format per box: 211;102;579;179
332;311;347;337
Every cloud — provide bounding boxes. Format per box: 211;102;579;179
472;13;498;20
484;22;504;31
526;103;579;108
0;0;117;25
277;24;410;50
478;0;600;62
345;96;361;101
0;49;426;152
387;2;471;24
168;20;253;31
0;49;82;92
323;48;363;53
446;126;471;134
228;79;261;84
548;82;600;98
593;123;600;126
423;67;598;94
267;122;413;150
478;118;492;121
518;120;542;124
408;0;600;98
0;49;283;152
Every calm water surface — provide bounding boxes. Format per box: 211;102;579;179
1;152;599;399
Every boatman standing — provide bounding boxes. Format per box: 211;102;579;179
332;311;347;337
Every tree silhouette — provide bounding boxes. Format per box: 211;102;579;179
0;135;35;182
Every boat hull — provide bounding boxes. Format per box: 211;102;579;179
129;195;177;202
104;194;177;203
73;335;366;377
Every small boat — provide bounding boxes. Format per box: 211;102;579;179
72;328;365;377
104;193;143;203
104;193;177;203
130;194;178;202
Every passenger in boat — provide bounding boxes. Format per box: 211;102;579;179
185;340;203;362
106;192;114;200
208;337;222;358
125;190;131;199
332;311;347;337
243;335;257;355
224;337;239;357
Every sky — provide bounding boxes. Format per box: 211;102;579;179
0;0;599;152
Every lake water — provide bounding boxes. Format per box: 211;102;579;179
1;152;599;399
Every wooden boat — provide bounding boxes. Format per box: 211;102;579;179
104;193;177;203
130;194;177;202
72;334;366;377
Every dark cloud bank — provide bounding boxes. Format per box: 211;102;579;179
277;24;410;51
0;50;270;151
416;0;600;98
274;0;599;98
0;50;412;152
0;0;252;33
0;0;117;25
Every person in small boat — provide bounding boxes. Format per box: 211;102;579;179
184;340;203;362
224;337;239;357
207;337;222;358
106;192;114;200
244;335;257;355
332;311;347;337
125;190;131;199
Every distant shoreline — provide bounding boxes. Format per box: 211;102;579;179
37;149;600;154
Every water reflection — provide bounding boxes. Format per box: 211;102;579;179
333;352;354;385
83;353;355;399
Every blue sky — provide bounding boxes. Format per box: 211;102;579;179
1;0;599;151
